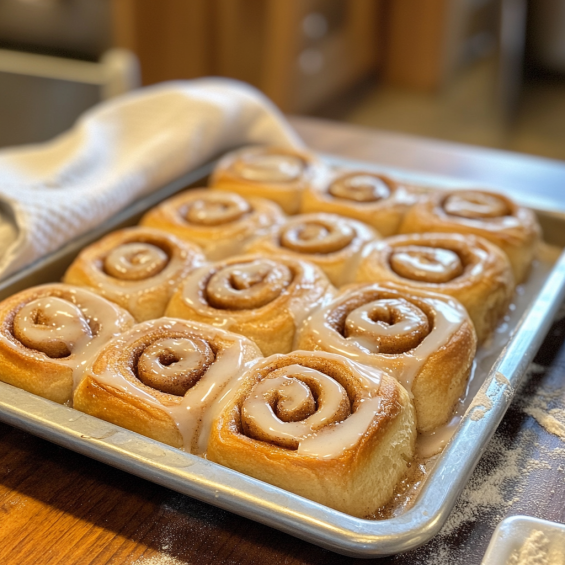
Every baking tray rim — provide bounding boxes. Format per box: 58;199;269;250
0;156;564;558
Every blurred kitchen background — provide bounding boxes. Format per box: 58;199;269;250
0;0;564;161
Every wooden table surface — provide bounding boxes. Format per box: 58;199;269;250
2;117;565;565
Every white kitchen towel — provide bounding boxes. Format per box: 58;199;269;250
0;77;303;279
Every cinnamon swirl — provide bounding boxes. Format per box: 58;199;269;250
209;145;323;214
207;350;416;517
245;213;377;286
73;318;262;452
399;189;541;283
166;255;334;356
140;189;285;260
0;284;134;403
63;227;205;322
300;169;426;236
354;233;514;342
296;283;477;432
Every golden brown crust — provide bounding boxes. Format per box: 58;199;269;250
300;168;428;236
354;233;514;342
166;254;335;356
207;350;416;517
245;213;378;286
140;189;285;260
0;284;134;404
209;145;325;214
74;377;184;447
399;189;541;283
73;318;262;453
63;227;206;322
295;282;477;432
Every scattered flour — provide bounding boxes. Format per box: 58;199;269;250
507;530;550;565
468;387;494;421
133;554;185;565
518;368;565;442
525;407;565;441
401;362;565;564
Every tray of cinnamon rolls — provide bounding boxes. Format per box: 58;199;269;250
0;145;564;558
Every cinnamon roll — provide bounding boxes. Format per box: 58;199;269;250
354;233;514;342
207;350;416;517
140;189;285;260
209;145;323;214
245;213;377;286
399;189;541;283
73;318;262;452
63;227;206;322
166;255;334;356
0;284;134;404
300;169;426;236
296;283;476;432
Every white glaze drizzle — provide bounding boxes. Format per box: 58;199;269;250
298;396;383;458
242;366;347;442
234;153;305;183
14;297;92;357
177;257;331;333
6;288;133;389
242;354;385;458
104;242;169;281
329;174;390;202
139;338;210;384
280;219;355;255
390;246;463;283
184;193;250;226
92;319;256;453
302;292;466;391
344;299;429;354
359;236;491;288
443;191;510;219
205;259;292;310
438;191;523;230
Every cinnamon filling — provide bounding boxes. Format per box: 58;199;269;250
184;193;251;226
104;242;169;280
233;152;306;183
390;245;464;283
328;173;391;202
136;336;215;396
13;297;92;358
280;219;355;254
443;191;511;219
205;259;293;310
343;298;430;354
241;365;350;449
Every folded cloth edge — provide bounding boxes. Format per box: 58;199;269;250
0;77;303;280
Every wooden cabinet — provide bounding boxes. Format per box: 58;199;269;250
112;0;214;85
215;0;382;112
112;0;382;113
383;0;500;91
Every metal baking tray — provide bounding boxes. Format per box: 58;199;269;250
0;156;565;558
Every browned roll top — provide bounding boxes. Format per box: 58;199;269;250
279;217;355;254
103;242;170;280
135;335;216;396
240;362;352;450
341;297;431;354
12;296;93;358
231;150;308;183
442;190;512;219
182;192;251;226
388;245;465;284
328;172;392;202
204;258;293;310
